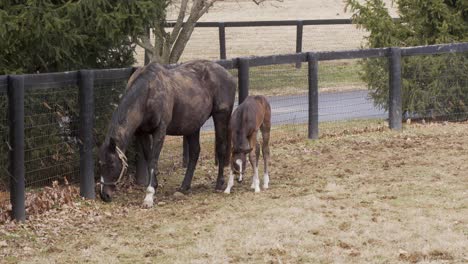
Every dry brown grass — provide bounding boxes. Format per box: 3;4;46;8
1;121;468;263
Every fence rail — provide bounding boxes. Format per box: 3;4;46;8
155;18;401;62
1;42;467;221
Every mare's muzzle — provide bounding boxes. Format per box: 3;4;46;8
100;183;115;203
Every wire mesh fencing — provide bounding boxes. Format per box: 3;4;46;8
23;81;80;189
400;52;468;122
93;73;137;176
248;63;308;139
317;58;388;136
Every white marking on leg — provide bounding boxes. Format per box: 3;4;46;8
236;159;243;182
100;176;104;193
224;170;235;194
142;186;155;208
253;166;260;193
263;173;270;189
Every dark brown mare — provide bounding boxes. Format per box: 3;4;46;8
98;60;236;207
224;95;271;194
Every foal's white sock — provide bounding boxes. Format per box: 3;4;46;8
224;171;235;194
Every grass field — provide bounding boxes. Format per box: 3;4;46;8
1;120;467;263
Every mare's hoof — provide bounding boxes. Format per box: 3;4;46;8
223;189;231;194
177;187;190;195
215;184;225;191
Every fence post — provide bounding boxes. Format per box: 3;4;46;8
8;76;25;221
389;47;402;130
78;70;95;199
219;22;227;60
296;20;304;69
307;53;319;139
238;58;250;104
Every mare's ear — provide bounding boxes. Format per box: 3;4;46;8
108;137;117;152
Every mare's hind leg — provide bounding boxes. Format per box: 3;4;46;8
179;130;201;192
261;120;271;189
142;128;166;208
213;111;231;191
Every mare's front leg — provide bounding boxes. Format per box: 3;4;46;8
179;130;201;192
135;132;149;186
213;111;231;191
142;127;166;208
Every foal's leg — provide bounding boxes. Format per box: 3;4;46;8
261;122;271;189
179;130;201;192
248;132;261;193
142;128;166;208
224;170;235;194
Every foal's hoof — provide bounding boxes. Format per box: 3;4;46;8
142;199;154;208
237;179;243;183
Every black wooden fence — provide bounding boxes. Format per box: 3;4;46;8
160;18;401;63
2;42;467;221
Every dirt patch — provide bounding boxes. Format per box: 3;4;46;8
1;121;468;263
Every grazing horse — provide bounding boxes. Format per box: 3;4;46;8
224;95;271;194
98;60;236;207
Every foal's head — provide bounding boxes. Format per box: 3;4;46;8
231;149;250;175
98;138;127;202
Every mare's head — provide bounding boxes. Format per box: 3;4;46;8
98;138;127;202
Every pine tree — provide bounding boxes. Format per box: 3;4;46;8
346;0;468;119
0;0;166;74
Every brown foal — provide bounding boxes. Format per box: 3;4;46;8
224;95;271;193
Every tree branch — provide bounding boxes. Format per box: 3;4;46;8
170;0;189;44
196;0;218;19
134;35;154;54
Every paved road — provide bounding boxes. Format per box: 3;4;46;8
202;90;387;130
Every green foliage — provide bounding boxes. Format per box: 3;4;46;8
0;0;167;74
345;0;468;118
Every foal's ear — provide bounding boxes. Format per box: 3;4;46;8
108;137;117;152
242;148;253;154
